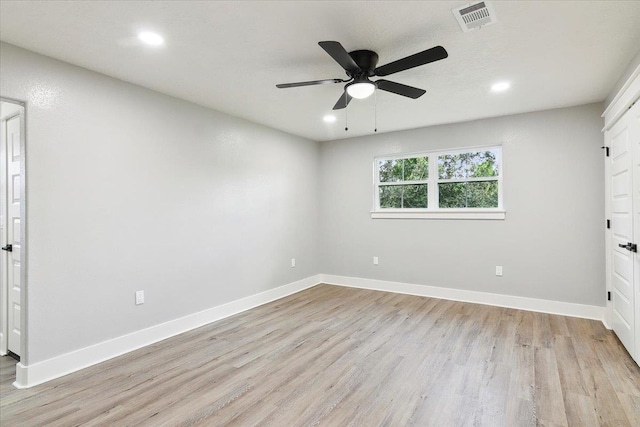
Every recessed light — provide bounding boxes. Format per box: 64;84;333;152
491;82;511;92
138;31;164;46
323;115;337;123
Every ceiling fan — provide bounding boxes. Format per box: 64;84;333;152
276;41;448;110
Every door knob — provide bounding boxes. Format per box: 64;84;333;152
1;244;12;252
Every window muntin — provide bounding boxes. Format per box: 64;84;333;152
374;146;502;214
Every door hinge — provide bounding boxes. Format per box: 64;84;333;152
601;146;610;157
607;291;611;301
606;219;611;229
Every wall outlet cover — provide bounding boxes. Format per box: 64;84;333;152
135;290;144;305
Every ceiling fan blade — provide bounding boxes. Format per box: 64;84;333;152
374;46;448;77
276;78;344;89
319;41;361;73
332;91;353;110
376;79;426;99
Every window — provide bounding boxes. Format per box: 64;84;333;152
373;146;504;219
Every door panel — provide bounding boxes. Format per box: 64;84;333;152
6;114;21;356
609;114;635;356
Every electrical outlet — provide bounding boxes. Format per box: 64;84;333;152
135;290;144;305
373;256;379;265
495;266;503;276
291;258;296;268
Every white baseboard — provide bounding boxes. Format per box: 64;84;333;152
0;332;6;356
13;273;607;389
13;275;321;389
320;274;606;322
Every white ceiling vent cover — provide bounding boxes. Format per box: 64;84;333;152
452;1;497;32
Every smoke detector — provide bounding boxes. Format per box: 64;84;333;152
452;1;497;32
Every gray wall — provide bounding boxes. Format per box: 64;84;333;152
0;42;320;364
605;46;640;108
319;103;605;307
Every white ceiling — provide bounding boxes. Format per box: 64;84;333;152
1;1;640;141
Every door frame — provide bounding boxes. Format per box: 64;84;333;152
0;96;28;365
603;64;640;362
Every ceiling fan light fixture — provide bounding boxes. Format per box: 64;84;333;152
346;82;376;99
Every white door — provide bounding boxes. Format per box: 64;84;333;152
631;101;640;364
5;114;21;356
608;110;636;359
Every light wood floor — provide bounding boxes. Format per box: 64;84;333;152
1;285;639;426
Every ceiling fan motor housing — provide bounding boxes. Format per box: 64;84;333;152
348;50;379;77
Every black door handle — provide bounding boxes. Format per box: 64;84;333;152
1;244;12;252
618;242;638;253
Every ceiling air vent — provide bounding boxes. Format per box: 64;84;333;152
452;1;497;32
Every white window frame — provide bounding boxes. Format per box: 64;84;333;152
371;145;505;220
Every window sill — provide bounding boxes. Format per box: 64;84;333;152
370;209;506;220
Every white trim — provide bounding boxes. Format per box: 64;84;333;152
12;275;321;389
0;116;6;357
437;176;499;184
379;179;429;186
604;124;613;329
371;209;506;220
602;63;640;131
320;274;605;321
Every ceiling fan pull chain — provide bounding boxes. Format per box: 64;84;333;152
374;89;378;133
345;97;349;131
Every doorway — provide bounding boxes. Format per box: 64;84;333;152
0;98;25;362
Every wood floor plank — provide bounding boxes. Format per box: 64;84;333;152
1;284;639;426
563;392;600;427
534;346;569;426
554;335;590;396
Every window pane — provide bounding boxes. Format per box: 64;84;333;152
402;184;428;208
380;185;402;208
403;157;428;181
439;181;498;208
379;156;428;182
438;150;499;179
379;159;402;182
380;184;428;208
